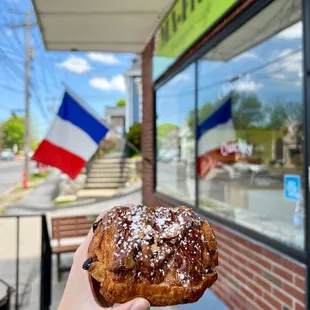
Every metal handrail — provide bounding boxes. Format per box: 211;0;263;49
40;215;52;310
0;215;52;310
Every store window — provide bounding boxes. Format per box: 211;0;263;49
197;0;304;249
156;65;196;205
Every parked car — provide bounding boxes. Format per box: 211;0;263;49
0;149;15;161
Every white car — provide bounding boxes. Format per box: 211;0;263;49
0;149;15;161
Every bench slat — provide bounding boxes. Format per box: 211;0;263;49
52;244;80;254
52;223;92;232
52;219;94;226
53;229;89;239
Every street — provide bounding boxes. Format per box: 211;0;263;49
0;159;35;194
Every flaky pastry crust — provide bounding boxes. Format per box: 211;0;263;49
84;205;218;306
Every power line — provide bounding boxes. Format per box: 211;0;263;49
9;11;36;188
0;82;23;93
158;47;302;98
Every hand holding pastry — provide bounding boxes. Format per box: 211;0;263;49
85;205;218;307
58;211;151;310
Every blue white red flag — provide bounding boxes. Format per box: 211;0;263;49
197;95;236;178
32;92;109;179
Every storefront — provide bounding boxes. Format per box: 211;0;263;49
142;0;309;308
31;0;309;308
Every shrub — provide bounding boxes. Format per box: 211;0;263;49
125;122;141;157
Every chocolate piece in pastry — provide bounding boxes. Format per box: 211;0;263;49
84;205;218;306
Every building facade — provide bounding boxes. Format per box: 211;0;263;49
32;0;310;308
124;56;142;132
142;0;309;309
103;106;125;136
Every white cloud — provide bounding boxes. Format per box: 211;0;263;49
58;56;91;74
6;29;12;36
268;49;302;80
89;75;126;92
171;72;190;84
233;52;258;62
277;22;302;39
220;77;263;97
88;53;119;65
271;73;286;80
235;80;263;92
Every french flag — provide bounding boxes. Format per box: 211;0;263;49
32;92;109;179
197;95;236;178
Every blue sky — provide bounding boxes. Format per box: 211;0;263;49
0;0;133;139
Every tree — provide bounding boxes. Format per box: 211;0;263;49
266;100;302;130
116;99;126;107
125;122;141;157
1;116;25;149
188;101;213;130
157;123;178;137
233;94;265;129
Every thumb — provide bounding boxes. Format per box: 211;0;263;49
113;298;150;310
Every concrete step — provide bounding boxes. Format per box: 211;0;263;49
77;189;117;198
88;171;129;177
90;163;130;169
84;183;123;189
94;158;127;164
87;177;127;183
87;174;129;180
88;169;130;175
86;178;126;184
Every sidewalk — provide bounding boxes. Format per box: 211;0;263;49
2;177;228;309
46;190;228;310
5;171;60;215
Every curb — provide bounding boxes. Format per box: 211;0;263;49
1;183;21;196
8;184;142;212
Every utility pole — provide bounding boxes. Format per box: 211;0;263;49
24;12;31;186
10;12;37;188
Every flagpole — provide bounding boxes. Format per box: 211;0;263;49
60;83;152;165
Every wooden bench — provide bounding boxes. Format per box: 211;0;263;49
51;215;97;282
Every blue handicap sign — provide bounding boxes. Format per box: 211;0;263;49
284;174;301;202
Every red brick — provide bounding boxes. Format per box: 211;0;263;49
272;265;293;282
231;293;246;310
255;275;272;292
293;264;306;277
240;285;254;300
254;296;273;310
261;249;282;263
255;255;272;270
282;283;305;303
282;259;305;277
247;261;262;274
295;302;305;310
263;292;282;310
246;280;263;297
263;271;282;287
272;287;293;307
238;246;257;262
294;276;305;291
236;254;248;266
245;240;263;254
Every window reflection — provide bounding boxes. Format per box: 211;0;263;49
156;65;196;204
197;20;304;249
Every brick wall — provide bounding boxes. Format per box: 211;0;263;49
141;38;156;204
212;223;306;310
141;40;307;310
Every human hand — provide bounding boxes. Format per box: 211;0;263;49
58;212;151;310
